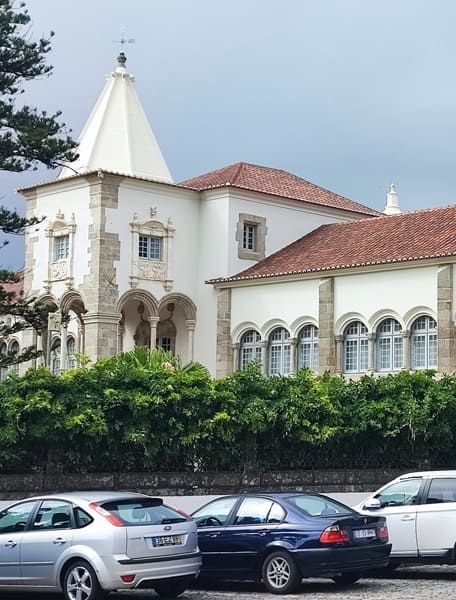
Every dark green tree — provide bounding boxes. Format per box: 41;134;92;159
0;0;77;367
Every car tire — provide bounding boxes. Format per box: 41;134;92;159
332;573;361;585
63;560;104;600
262;550;301;594
153;580;188;598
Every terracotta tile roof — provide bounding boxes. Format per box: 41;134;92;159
0;269;24;296
210;205;456;284
179;162;379;216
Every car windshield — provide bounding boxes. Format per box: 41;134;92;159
100;498;188;526
286;494;354;517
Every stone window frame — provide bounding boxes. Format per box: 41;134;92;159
236;213;267;261
410;315;437;370
130;216;175;291
44;212;76;290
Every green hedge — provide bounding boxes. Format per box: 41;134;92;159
0;348;455;473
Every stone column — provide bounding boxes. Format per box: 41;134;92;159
318;277;336;373
82;312;122;360
335;335;343;374
185;319;196;362
148;317;159;351
437;265;455;373
216;289;233;378
232;343;240;372
401;330;410;370
289;337;298;375
117;322;125;354
60;322;68;372
260;340;268;374
367;333;376;373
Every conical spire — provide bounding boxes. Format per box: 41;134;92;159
383;183;402;215
58;54;173;182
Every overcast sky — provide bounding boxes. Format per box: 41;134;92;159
3;0;456;268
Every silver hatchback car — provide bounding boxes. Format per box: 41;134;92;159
0;491;201;599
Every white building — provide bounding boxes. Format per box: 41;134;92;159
6;53;456;378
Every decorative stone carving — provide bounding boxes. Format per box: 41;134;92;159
136;260;166;279
51;261;68;280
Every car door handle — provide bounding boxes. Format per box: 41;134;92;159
4;540;16;548
209;533;221;538
400;515;415;522
53;537;67;544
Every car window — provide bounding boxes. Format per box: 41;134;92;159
375;478;422;507
426;478;456;504
268;502;286;523
74;507;93;528
32;500;73;530
193;497;238;527
287;494;354;517
233;497;274;525
0;501;36;533
99;499;188;526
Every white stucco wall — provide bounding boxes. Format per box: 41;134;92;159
230;279;320;341
334;267;437;332
29;181;91;295
227;191;366;275
112;182;200;301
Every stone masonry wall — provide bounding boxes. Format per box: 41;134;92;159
0;469;405;500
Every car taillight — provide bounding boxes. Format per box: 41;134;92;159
89;502;123;527
320;525;350;543
378;525;389;540
120;574;135;583
176;508;191;519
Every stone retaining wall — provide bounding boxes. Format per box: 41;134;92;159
0;469;406;499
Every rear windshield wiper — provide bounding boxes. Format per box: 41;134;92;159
161;517;188;524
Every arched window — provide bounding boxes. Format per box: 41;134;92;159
8;341;19;375
0;343;7;381
268;327;291;375
67;337;76;369
343;321;368;373
50;338;61;375
297;325;319;372
376;318;402;372
411;316;437;369
239;330;262;369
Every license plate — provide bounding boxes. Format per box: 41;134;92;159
354;528;376;539
147;535;182;548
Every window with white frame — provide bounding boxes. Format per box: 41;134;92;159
50;338;61;375
411;316;437;370
67;337;76;369
8;341;19;375
239;330;262;369
343;321;368;373
138;235;162;260
268;327;291;375
54;235;69;261
297;325;319;372
242;223;258;252
0;342;7;381
376;318;403;372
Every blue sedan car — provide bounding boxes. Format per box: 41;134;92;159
192;492;391;594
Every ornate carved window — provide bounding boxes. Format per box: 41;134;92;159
45;211;76;290
130;214;175;291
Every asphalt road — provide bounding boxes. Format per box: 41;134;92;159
0;567;452;599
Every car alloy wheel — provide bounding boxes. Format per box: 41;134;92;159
64;560;103;600
262;550;300;594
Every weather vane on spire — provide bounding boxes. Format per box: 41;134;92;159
113;27;135;51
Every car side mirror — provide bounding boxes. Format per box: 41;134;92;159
362;498;382;510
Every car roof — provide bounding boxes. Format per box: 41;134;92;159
397;470;456;480
13;491;152;504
